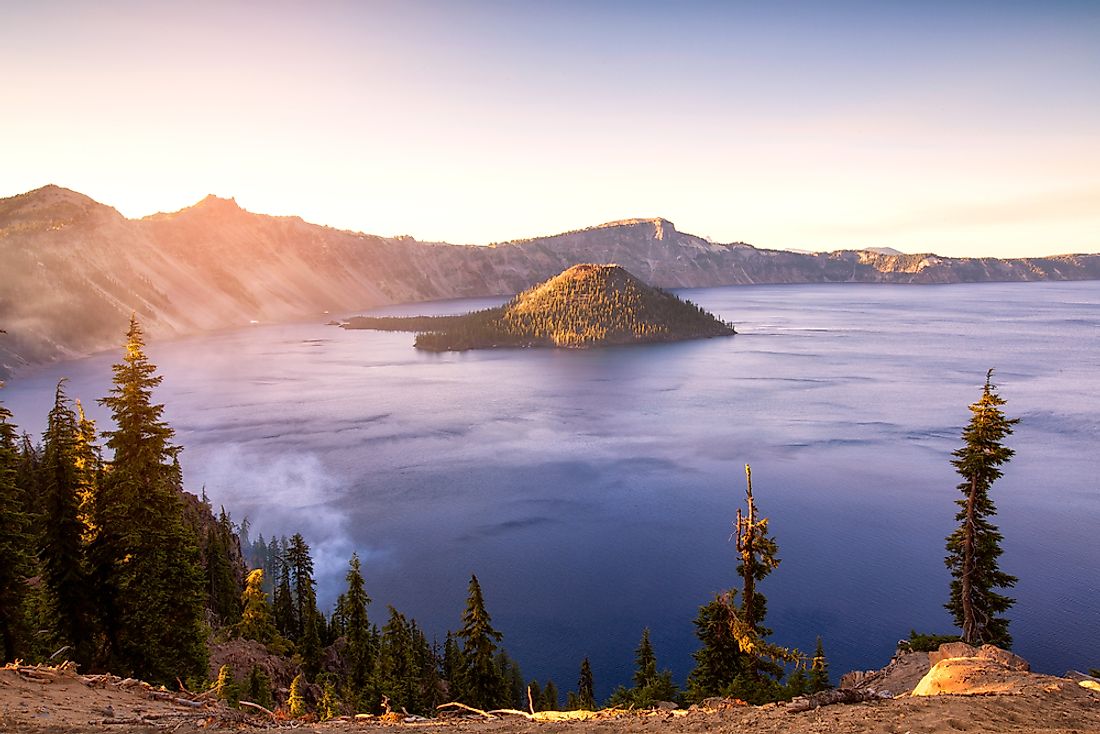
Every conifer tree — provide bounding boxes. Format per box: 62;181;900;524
687;466;794;703
273;558;295;638
286;533;317;639
0;401;33;662
807;636;831;693
73;401;101;541
39;380;97;666
246;665;274;710
236;569;277;643
945;370;1019;647
542;680;559;711
609;628;678;708
633;628;657;689
342;553;374;700
205;520;241;626
288;673;308;717
300;606;323;680
93;316;207;682
455;574;505;709
577;657;595;710
214;664;240;707
374;606;421;713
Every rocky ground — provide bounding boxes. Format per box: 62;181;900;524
3;645;1099;734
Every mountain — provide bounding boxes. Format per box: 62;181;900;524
2;185;1099;376
345;264;735;350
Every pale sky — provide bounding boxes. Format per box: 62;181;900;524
3;0;1098;257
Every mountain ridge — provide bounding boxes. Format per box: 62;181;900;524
2;185;1099;377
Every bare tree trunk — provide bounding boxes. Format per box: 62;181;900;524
961;476;977;644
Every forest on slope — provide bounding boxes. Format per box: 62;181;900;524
345;264;735;350
3;185;1100;376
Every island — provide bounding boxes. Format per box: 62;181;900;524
342;263;736;351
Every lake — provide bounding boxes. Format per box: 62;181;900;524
3;281;1098;697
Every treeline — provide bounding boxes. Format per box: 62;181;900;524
0;317;235;682
345;264;735;351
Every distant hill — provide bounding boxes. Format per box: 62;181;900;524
345;264;735;350
2;185;1099;376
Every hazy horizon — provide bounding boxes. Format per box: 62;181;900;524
3;1;1098;258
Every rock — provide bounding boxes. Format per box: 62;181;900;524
839;651;931;696
928;642;978;666
912;657;1050;697
654;701;678;710
977;645;1029;672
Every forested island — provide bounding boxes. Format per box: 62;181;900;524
343;264;735;350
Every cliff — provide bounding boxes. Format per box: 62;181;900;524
2;185;1098;375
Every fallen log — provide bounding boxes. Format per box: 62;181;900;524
239;700;275;718
787;688;890;713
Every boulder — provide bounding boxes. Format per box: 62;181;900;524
927;641;978;666
977;644;1029;672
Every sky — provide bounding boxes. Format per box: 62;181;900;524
2;0;1098;257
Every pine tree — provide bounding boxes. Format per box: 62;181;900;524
236;569;277;643
542;680;559;711
39;380;97;666
577;657;595;710
0;401;33;662
273;558;295;638
633;628;657;689
374;606;420;714
609;628;679;708
246;665;274;710
286;533;316;639
287;673;308;717
214;664;240;707
807;636;831;693
687;466;794;703
300;606;323;681
93;315;207;682
205;520;241;626
686;595;752;701
945;370;1019;648
342;553;374;701
455;574;505;709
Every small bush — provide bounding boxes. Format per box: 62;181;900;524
901;630;963;653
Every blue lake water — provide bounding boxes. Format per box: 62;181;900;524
3;281;1099;696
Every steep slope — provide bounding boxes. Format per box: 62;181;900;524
347;264;735;349
2;185;1099;376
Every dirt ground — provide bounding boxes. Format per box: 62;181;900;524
3;663;1099;734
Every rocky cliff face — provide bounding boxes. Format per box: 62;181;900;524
2;185;1098;375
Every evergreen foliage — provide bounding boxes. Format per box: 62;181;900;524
542;680;560;711
246;665;274;710
92;316;207;682
0;401;33;662
287;673;308;717
214;664;240;707
945;370;1019;647
455;574;506;709
576;657;595;710
687;466;795;704
608;628;679;708
341;553;374;705
286;533;317;639
235;569;278;644
273;559;295;639
39;380;97;667
807;636;831;693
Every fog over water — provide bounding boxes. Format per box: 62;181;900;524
4;282;1098;696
